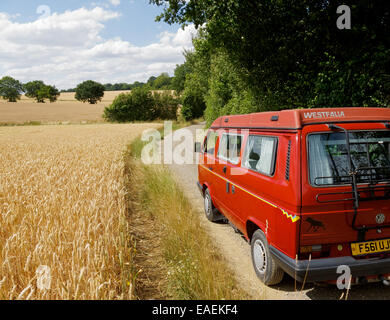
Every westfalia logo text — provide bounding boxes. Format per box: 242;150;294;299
303;111;345;119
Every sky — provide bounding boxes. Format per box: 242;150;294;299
0;0;196;89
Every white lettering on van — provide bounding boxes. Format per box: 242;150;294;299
303;111;345;120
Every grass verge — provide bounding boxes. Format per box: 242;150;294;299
128;119;200;159
124;123;248;300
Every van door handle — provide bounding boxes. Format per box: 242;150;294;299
208;166;214;171
223;166;227;174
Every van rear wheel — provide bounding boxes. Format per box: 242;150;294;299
251;229;284;286
204;189;220;222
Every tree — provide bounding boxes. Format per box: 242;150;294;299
75;80;105;104
151;73;173;90
153;91;179;120
177;33;211;121
151;0;390;121
25;81;46;102
171;59;192;94
24;80;60;103
146;76;157;89
0;76;24;102
47;85;60;102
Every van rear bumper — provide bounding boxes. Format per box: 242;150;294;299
270;246;390;282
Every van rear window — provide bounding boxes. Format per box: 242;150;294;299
308;131;390;186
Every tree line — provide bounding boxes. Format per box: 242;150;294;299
151;0;390;126
61;73;175;93
0;78;110;105
0;72;177;105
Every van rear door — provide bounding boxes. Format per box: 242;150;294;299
300;124;390;258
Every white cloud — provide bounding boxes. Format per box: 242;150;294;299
0;8;119;47
109;0;121;6
0;7;196;89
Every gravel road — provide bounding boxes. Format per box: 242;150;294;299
165;123;390;300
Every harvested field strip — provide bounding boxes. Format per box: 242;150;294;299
0;123;160;300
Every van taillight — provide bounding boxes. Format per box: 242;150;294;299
299;244;331;259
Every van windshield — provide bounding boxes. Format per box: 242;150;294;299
308;131;390;186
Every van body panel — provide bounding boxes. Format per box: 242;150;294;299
198;108;390;283
213;153;245;229
300;123;390;249
213;108;390;130
230;132;301;258
199;127;302;259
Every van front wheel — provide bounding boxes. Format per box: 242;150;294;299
204;189;219;222
251;229;284;286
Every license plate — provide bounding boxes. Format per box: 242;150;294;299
351;238;390;256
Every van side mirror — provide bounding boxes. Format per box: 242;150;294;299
194;142;202;153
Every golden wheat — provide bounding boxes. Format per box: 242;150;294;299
0;123;160;300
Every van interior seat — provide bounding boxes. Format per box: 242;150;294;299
248;151;260;170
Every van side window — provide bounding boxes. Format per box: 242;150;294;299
204;130;218;154
242;135;278;176
217;133;243;164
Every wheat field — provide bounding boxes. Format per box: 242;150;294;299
0;91;175;124
0;92;124;124
0;123;160;299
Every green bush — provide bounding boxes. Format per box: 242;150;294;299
181;88;206;121
103;88;178;122
103;88;153;122
153;92;179;120
310;51;390;108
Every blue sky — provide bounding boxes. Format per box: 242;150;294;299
0;0;180;46
0;0;196;89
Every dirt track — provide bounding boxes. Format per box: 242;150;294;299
166;123;390;300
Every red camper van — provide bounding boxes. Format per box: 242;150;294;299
196;108;390;286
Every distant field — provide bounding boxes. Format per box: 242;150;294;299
0;91;131;124
51;91;132;102
0;90;176;124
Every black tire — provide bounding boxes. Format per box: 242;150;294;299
203;189;220;222
251;229;284;286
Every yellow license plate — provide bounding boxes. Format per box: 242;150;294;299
351;238;390;256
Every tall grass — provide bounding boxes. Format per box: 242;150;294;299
128;119;201;159
0;123;160;299
125;134;248;300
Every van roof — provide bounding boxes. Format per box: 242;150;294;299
210;108;390;130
